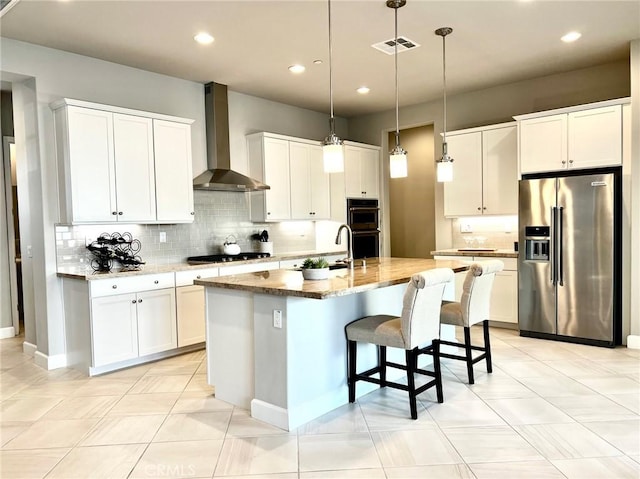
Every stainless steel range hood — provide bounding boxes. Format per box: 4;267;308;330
193;82;269;192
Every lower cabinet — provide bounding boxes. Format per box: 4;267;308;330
91;287;177;367
176;285;206;347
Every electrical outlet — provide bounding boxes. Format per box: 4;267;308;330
460;222;473;233
159;232;167;243
273;310;283;329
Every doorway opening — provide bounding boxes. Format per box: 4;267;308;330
388;124;436;258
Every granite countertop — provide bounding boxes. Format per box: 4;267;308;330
194;257;470;300
431;248;518;258
57;250;347;280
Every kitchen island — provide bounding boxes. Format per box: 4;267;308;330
195;257;468;430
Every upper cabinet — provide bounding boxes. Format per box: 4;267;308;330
516;100;626;175
247;132;331;222
52;99;195;224
344;143;380;199
443;123;517;217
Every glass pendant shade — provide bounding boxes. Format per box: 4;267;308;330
436;157;453;182
322;135;344;173
389;146;408;178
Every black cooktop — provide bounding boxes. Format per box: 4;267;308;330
187;252;271;264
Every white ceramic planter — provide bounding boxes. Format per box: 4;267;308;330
301;268;329;280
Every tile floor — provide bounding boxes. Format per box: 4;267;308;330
1;328;639;478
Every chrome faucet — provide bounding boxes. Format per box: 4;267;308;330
335;224;354;270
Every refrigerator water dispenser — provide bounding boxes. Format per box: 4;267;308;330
524;226;550;261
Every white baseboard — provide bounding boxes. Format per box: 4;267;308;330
23;341;37;357
0;326;15;339
251;399;290;431
626;335;640;349
34;351;68;370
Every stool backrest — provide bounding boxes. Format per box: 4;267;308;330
461;260;504;327
401;268;454;349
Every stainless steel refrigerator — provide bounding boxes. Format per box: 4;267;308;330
518;167;621;347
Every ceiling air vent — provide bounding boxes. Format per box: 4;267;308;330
372;36;420;55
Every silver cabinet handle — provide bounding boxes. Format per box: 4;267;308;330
154;280;159;284
483;207;487;210
131;300;136;304
196;275;201;279
118;212;123;215
112;211;117;215
190;212;195;215
112;285;117;289
477;207;481;211
561;160;566;165
138;299;143;303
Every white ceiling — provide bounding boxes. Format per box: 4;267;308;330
1;0;639;117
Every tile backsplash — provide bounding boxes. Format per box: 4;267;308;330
56;190;316;268
451;216;518;250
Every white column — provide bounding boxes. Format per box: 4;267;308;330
628;39;640;349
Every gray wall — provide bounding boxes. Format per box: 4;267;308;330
0;38;345;362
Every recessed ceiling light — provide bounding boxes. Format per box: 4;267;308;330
356;86;370;94
194;32;214;45
313;60;323;65
288;64;306;74
561;31;582;43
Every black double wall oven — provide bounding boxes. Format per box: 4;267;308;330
347;198;380;259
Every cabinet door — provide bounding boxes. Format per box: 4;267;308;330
344;146;362;198
154;120;195;222
360;148;380;199
137;288;177;356
113;114;156;222
489;270;518;324
519;114;567;174
289;142;313;219
309;144;330;218
65;106;116;223
443;132;483;216
264;137;291;220
176;285;205;347
482;126;518;215
91;293;138;367
568;105;622;169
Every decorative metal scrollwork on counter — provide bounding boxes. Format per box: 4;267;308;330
86;232;145;272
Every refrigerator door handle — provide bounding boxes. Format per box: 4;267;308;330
551;206;557;285
558;206;564;286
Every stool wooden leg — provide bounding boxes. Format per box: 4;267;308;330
433;340;444;403
464;326;475;384
379;346;387;388
406;349;418;420
483;320;493;374
348;340;357;403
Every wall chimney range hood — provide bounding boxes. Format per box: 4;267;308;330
193;82;269;192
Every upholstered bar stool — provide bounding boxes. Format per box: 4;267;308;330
345;268;455;419
439;260;504;384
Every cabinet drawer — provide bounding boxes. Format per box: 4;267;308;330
175;268;219;287
90;272;175;297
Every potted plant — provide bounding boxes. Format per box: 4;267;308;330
300;257;330;280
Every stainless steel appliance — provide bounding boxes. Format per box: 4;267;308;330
518;167;621;347
187;252;271;264
346;198;380;259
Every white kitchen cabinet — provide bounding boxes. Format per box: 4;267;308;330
55;106;116;223
248;133;291;221
517;101;624;174
136;288;177;356
51;98;194;224
154;119;195;222
344;143;380;199
175;267;219;348
568;105;622;169
289;142;330;220
112;114;156;222
91;293;139;367
444;124;517;217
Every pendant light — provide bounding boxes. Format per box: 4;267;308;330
435;27;454;182
388;0;408;179
322;0;344;173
